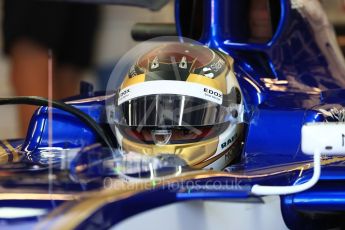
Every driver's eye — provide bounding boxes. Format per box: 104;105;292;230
183;129;190;135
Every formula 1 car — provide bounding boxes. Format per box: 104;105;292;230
0;0;345;229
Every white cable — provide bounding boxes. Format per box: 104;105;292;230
251;149;321;196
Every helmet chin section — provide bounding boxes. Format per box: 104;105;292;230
120;136;219;167
115;123;243;171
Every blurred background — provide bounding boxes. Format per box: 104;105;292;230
0;0;174;139
0;0;344;139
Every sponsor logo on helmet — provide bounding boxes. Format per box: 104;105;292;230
204;87;223;102
210;58;225;72
119;89;130;101
221;133;238;149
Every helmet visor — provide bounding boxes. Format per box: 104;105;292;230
114;94;242;127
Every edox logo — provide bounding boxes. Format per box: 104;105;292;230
204;88;222;98
120;89;130;97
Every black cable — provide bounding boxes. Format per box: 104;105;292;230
0;96;114;149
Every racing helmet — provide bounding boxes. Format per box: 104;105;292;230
113;43;244;170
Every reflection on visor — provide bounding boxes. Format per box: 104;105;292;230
115;95;240;127
119;124;228;144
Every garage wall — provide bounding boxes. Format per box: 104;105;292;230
95;1;174;65
0;1;174;139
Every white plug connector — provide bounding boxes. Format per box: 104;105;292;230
251;122;345;196
301;122;345;155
